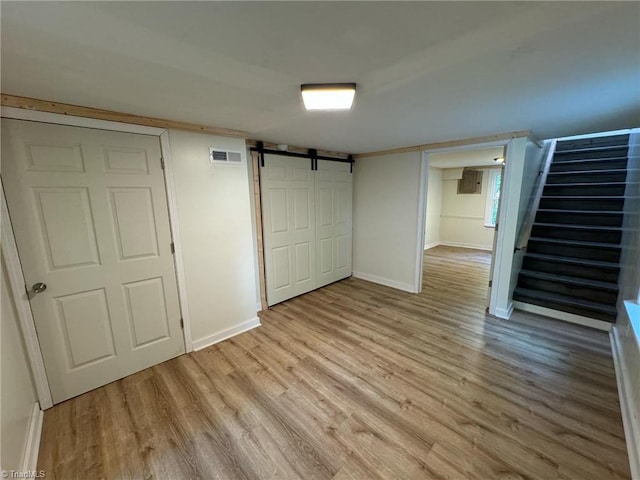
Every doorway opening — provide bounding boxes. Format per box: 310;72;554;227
420;145;506;309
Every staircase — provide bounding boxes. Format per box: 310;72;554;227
513;133;630;323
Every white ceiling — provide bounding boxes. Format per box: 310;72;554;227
1;2;639;154
429;147;505;169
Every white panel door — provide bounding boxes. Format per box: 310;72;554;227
1;119;184;404
260;154;316;306
315;160;353;287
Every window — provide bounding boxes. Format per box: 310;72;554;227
484;169;502;228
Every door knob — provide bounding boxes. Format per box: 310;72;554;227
31;282;47;294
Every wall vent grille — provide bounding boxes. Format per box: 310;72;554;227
209;148;243;165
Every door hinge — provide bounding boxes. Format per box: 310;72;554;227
170;242;175;254
180;318;184;329
160;157;165;170
488;280;493;287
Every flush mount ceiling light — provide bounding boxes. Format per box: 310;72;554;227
300;83;356;110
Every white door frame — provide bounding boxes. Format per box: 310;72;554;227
0;107;193;408
416;139;513;313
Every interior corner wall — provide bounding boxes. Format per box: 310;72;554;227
507;139;546;300
353;150;423;292
424;167;442;249
614;129;640;474
1;254;38;470
439;167;497;250
617;130;640;322
168;130;259;348
491;136;534;318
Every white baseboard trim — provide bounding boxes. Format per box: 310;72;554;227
439;241;493;251
513;301;612;331
192;317;261;352
352;271;416;293
423;241;440;250
21;402;43;472
493;302;514;319
611;327;640;480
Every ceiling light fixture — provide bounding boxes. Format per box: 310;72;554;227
301;83;356;110
494;157;505;164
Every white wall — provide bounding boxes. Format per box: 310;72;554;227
1;254;38;470
439;167;497;250
508;139;546;301
614;130;640;476
353;150;423;292
424;167;442;249
490;136;543;318
168;130;259;349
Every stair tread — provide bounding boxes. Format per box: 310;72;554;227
528;237;622;249
533;222;622;231
544;182;627;187
556;134;629;145
550;156;628;165
524;252;620;268
513;287;618;313
537;209;623;215
541;195;625;199
554;145;629;155
547;169;627;176
519;269;619;291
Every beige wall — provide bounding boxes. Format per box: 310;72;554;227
168;130;259;347
353;151;423;292
1;253;38;470
424;167;442;249
439;167;498;250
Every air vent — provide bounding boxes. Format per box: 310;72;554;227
209;147;243;165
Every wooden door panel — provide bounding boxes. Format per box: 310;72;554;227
103;147;149;174
268;189;289;234
54;288;116;369
123;277;171;349
108;187;159;260
32;187;101;270
272;245;291;291
294;241;312;283
27;144;85;172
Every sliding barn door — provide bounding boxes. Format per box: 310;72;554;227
261;155;316;306
315;160;353;287
261;155;353;306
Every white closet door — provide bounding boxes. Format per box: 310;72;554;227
315;160;353;287
1;119;185;404
261;155;316;306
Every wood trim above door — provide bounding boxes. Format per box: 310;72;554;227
1;94;248;138
355;131;535;159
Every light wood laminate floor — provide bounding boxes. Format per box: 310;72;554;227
38;246;631;479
